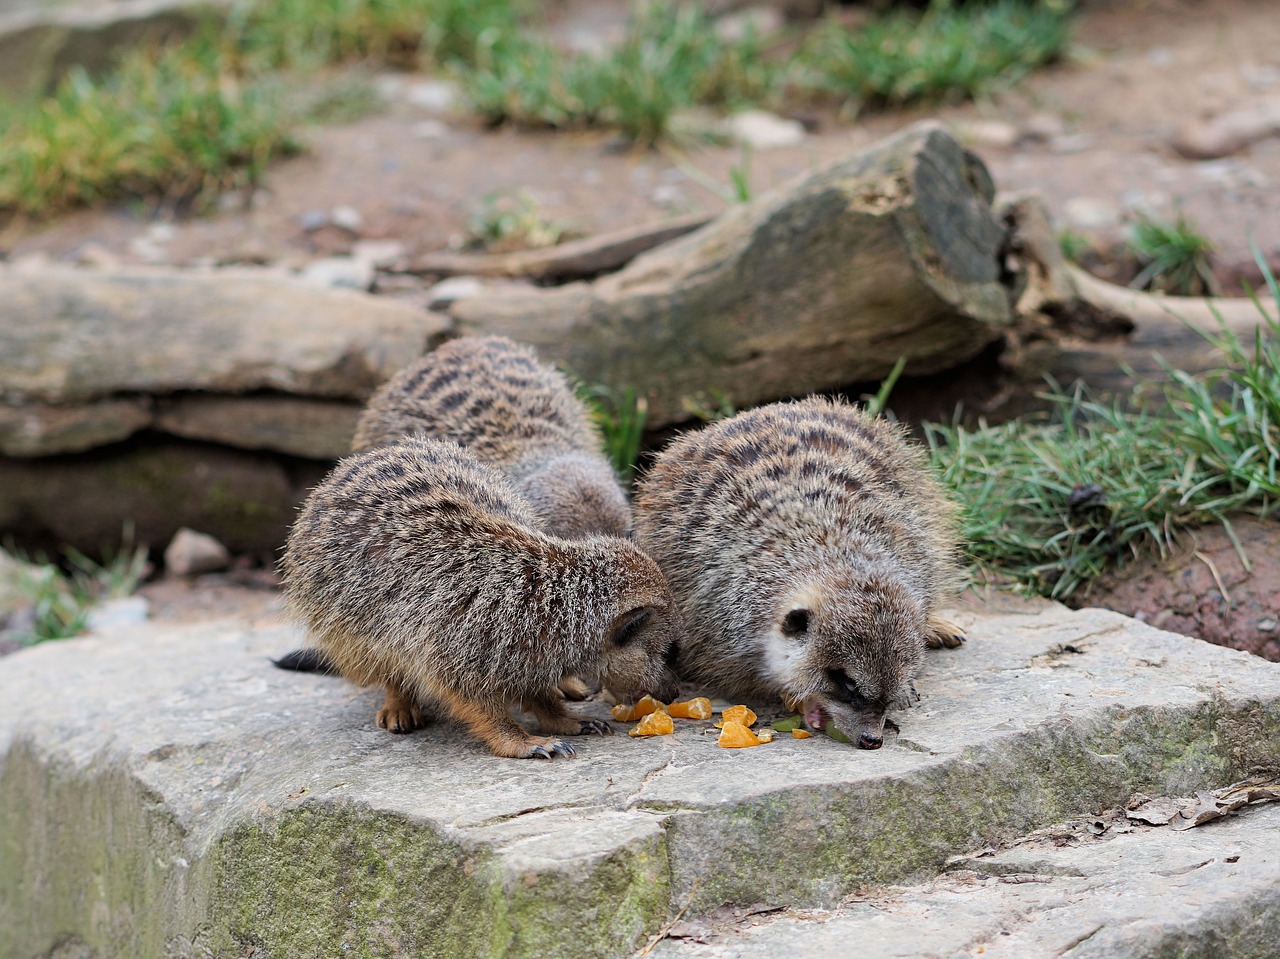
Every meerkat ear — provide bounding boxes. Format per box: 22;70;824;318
607;607;653;647
782;608;810;637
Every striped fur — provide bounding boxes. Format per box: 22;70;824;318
352;336;631;539
282;437;681;759
634;396;965;749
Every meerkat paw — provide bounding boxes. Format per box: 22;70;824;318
575;718;614;736
891;682;921;710
925;617;966;650
376;682;425;733
533;714;613;737
557;676;596;701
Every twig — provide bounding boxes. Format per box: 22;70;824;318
633;876;703;958
1193;549;1231;608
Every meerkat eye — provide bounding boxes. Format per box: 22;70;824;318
827;669;870;710
782;608;810;637
610;607;652;647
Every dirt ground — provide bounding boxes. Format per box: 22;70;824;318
4;0;1279;287
6;0;1280;657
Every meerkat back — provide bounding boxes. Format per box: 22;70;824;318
352;335;631;539
633;396;966;750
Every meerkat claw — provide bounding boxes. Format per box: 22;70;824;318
578;719;613;736
550;740;576;757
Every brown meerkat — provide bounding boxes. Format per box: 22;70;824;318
281;436;682;759
351;335;631;540
633;396;965;750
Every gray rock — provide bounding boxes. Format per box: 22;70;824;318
0;398;153;456
652;804;1280;958
152;395;361;459
0;442;328;558
0;0;231;97
163;527;231;577
1;602;1276;957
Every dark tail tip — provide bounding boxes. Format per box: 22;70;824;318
270;648;339;675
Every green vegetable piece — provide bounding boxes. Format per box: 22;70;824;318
825;726;852;744
770;714;804;733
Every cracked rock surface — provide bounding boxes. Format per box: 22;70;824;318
1;599;1277;958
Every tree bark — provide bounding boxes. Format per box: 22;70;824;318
444;122;1016;427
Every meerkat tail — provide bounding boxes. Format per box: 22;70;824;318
376;680;426;734
925;617;966;650
271;648;340;674
435;686;577;760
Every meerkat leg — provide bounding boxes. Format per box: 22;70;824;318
376;679;425;733
435;687;577;759
925;617;966;650
524;689;613;737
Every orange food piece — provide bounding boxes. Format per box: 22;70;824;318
717;720;763;748
629;709;674;737
755;727;775;743
791;729;813;739
714;704;758;728
611;694;665;722
668;697;713;720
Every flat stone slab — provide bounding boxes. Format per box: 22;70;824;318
1;600;1277;958
650;801;1280;958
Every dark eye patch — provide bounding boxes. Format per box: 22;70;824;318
827;669;870;711
782;608;810;637
613;608;651;646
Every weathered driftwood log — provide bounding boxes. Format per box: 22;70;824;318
0;267;448;457
446;121;1016;427
1000;193;1276;401
409;213;712;282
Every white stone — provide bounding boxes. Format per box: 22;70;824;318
714;5;785;43
403;79;459;113
728;110;806;149
85;595;149;630
351;239;406;269
411;119;450;141
426;275;485;310
1062;196;1122;230
329;205;364;233
301;256;374;291
163;527;231;577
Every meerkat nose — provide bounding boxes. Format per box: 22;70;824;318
857;733;884;750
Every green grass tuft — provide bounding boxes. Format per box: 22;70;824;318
1129;210;1219;296
926;249;1280;598
579;384;649;487
8;542;150;645
0;37;298;217
794;0;1074;111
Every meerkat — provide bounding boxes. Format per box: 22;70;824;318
352;335;631;540
276;335;631;699
633;396;965;750
281;437;681;759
